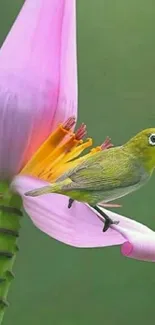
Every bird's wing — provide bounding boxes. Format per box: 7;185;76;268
57;148;144;191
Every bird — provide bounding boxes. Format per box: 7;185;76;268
25;128;155;232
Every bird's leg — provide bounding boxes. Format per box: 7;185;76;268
68;198;74;209
93;205;119;232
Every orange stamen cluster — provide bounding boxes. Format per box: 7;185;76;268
21;117;113;182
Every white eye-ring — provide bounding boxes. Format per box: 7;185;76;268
149;133;155;145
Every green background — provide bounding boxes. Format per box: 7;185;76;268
1;0;155;324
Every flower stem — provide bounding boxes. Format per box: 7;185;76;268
0;183;22;324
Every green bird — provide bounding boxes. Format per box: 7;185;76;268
25;128;155;231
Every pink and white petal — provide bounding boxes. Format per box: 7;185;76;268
12;176;155;262
12;175;125;247
97;207;155;262
51;0;78;128
0;0;77;178
118;228;155;262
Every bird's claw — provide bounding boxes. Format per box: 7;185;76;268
68;198;74;209
103;218;119;232
92;205;120;232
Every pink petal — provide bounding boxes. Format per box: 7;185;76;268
51;0;77;129
12;176;155;262
119;228;155;262
0;0;77;178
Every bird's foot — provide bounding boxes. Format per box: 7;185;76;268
103;216;119;232
93;205;119;232
68;198;74;209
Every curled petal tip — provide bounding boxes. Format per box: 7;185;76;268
121;241;133;256
119;230;155;262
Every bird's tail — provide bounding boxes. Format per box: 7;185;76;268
25;178;72;197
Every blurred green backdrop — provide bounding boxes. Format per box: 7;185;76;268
1;0;155;324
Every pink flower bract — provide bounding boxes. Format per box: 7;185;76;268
0;0;77;179
1;0;155;262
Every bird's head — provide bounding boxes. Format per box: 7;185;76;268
124;128;155;172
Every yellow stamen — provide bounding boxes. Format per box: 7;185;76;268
48;138;92;173
21;118;112;183
21;124;71;175
21;120;93;181
36;135;79;176
41;138;92;182
37;136;80;178
90;146;102;153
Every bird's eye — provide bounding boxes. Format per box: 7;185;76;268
149;134;155;145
